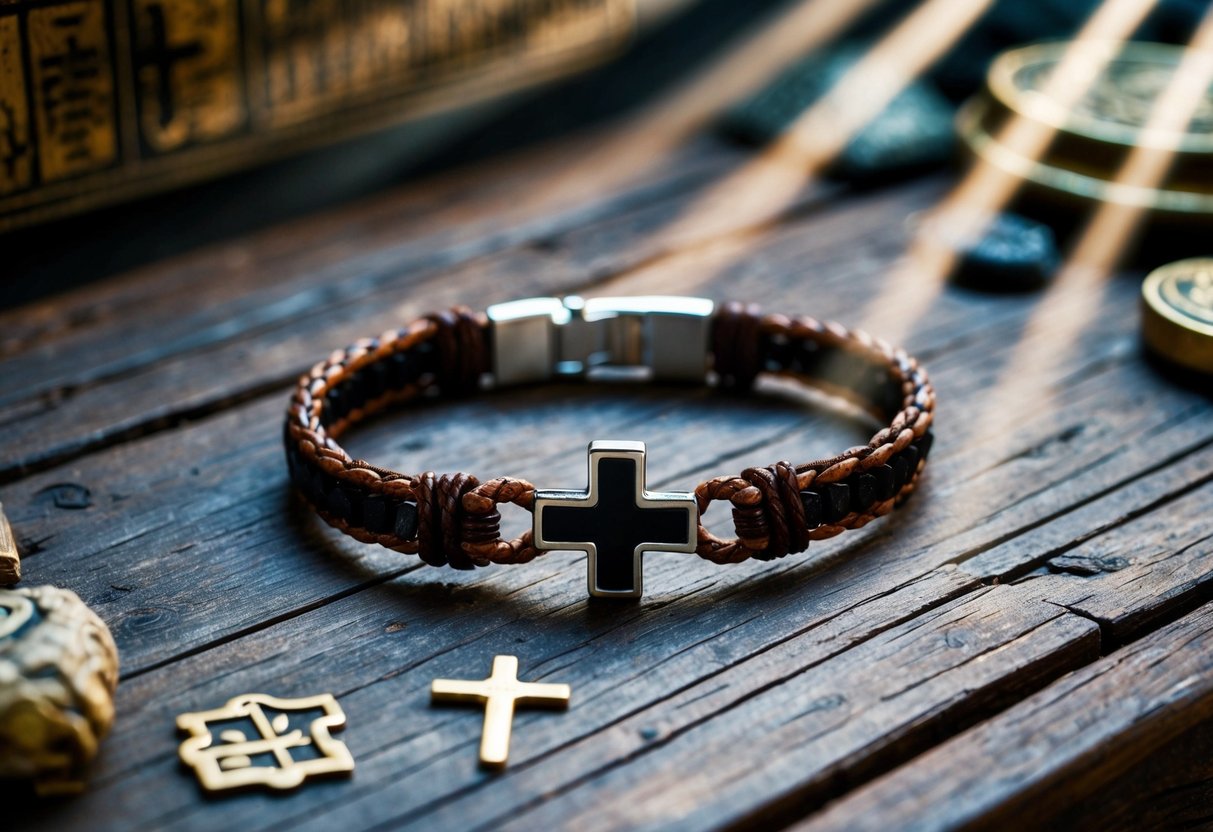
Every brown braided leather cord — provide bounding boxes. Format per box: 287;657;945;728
285;302;934;568
694;308;934;564
286;306;544;568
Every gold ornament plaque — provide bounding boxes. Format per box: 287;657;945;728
0;585;120;795
177;692;354;793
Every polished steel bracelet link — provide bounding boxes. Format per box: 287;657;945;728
487;295;716;385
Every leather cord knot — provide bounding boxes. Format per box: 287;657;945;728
712;301;764;391
735;462;809;561
415;471;481;569
425;306;488;396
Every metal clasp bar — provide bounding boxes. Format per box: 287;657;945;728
487;296;715;386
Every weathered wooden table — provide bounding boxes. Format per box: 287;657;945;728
3;118;1212;831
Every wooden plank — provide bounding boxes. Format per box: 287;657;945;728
4;378;1203;832
7;577;1097;832
2;127;1211;832
7;561;975;830
0;165;1206;685
794;600;1213;832
0;152;848;482
1033;483;1213;645
450;588;1099;832
0;136;740;408
1043;713;1213;831
962;441;1213;583
2;273;1200;677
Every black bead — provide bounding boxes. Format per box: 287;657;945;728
793;340;823;376
914;431;934;461
344;484;366;526
324;387;346;422
902;445;921;475
890;456;911;491
950;213;1058;293
302;465;327;504
394;502;419;540
821;483;851;522
762;335;795;373
872;464;895;501
851;473;877;512
326;486;352;523
799;490;823;528
363;494;394;534
341;378;366;414
413;340;439;375
364;360;390;400
387;351;414;388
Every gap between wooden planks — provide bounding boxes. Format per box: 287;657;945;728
795;599;1213;832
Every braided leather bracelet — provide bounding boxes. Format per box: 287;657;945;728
284;296;934;598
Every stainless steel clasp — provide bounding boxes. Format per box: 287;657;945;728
487;295;715;386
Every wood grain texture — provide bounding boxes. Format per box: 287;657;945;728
1;110;1211;831
794;600;1213;832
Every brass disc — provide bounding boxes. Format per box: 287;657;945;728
1141;258;1213;374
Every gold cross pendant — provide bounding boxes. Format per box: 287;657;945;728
431;655;570;768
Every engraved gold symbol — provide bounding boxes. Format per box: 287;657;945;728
28;0;118;182
0;17;33;196
177;693;354;793
133;0;245;152
431;655;570;768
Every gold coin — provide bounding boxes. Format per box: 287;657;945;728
958;41;1213;218
957;94;1213;217
989;41;1213;155
1141;258;1213;374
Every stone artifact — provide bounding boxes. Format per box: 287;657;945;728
939;212;1059;292
721;44;956;181
177;692;354;793
0;585;119;795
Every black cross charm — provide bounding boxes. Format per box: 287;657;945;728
533;441;698;598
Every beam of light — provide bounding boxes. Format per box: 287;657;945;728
1065;9;1213;277
936;6;1213;541
929;0;1166;252
597;0;999;285
528;0;884;210
851;0;1163;347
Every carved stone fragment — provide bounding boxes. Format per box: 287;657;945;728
0;585;119;795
